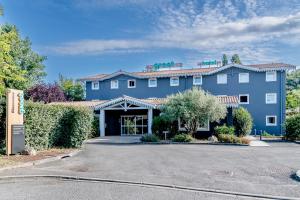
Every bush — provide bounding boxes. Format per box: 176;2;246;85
152;115;176;139
285;114;300;141
89;116;99;138
25;101;93;150
172;134;193;142
218;134;242;144
140;135;160;142
233;107;253;137
214;125;234;136
261;131;273;137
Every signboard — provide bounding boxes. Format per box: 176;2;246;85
6;89;24;155
197;60;222;67
146;61;183;72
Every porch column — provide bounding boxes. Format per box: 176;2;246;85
100;109;105;137
147;108;153;134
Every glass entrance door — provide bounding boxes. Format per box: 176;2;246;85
121;115;148;135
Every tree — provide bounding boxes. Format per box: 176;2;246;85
26;83;66;103
58;75;84;101
231;54;242;64
286;89;300;110
287;69;300;91
0;24;46;96
222;54;228;66
162;88;227;136
233;107;253;136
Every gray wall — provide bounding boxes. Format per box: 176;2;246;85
86;67;286;135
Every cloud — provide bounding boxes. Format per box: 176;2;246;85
47;0;300;63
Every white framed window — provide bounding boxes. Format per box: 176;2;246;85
91;81;99;90
148;78;157;87
170;77;179;86
217;74;227;84
178;118;209;131
266;115;277;126
266;71;277;82
128;79;136;88
110;80;119;89
239;94;249;104
266;93;277;104
193;76;202;85
239;73;249;83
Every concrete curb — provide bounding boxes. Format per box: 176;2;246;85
0;175;299;200
141;142;249;146
0;149;81;172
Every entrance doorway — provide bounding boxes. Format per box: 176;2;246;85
120;115;148;135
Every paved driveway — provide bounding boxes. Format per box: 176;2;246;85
1;140;300;199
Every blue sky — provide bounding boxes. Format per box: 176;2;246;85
1;0;300;82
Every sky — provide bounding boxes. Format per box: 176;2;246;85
1;0;300;82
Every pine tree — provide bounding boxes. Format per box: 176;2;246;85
231;54;242;64
222;54;228;66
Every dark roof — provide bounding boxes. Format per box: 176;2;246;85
78;63;296;81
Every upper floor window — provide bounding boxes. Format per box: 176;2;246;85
217;74;227;84
170;77;179;86
193;76;202;85
148;78;157;87
266;93;277;104
111;80;118;89
91;81;99;90
239;94;249;104
266;71;277;82
128;79;136;88
266;115;277;126
239;73;249;83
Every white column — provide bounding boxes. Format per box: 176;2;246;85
147;108;153;135
100;109;105;137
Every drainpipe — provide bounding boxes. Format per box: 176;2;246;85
280;71;283;136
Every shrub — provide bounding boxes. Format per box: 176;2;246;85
214;125;234;136
261;131;273;137
140;135;160;142
152;115;176;139
172;134;193;142
89;116;100;138
218;134;242;144
285;114;300;141
25;101;93;150
233;107;253;137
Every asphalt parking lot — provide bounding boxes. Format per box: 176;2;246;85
1;140;300;199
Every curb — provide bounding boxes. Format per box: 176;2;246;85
141;142;249;146
0;149;81;172
0;175;298;200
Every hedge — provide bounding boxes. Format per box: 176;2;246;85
25;101;94;150
233;107;253;136
285;114;300;141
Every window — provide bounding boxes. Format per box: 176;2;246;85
217;74;227;84
111;80;118;89
266;93;277;104
266;71;277;82
170;77;179;86
239;73;249;83
148;78;157;87
193;76;202;85
266;116;277;126
239;94;249;104
91;81;99;90
128;79;136;88
178;118;209;131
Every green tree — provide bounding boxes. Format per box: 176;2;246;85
162;88;227;136
58;75;84;101
286;69;300;91
233;107;253;136
222;54;228;66
286;89;300;110
231;54;242;64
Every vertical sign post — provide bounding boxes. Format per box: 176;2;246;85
6;89;24;155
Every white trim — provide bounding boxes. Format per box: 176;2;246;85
100;110;105;136
193;75;202;85
266;115;277;126
239;94;249;104
238;73;249;83
178;118;210;131
217;74;227;84
148;109;153;134
110;80;119;89
265;93;277;104
148;78;157;87
266;71;277;82
91;81;99;90
170;77;179;86
127;79;136;88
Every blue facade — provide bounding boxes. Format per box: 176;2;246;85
85;66;287;135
